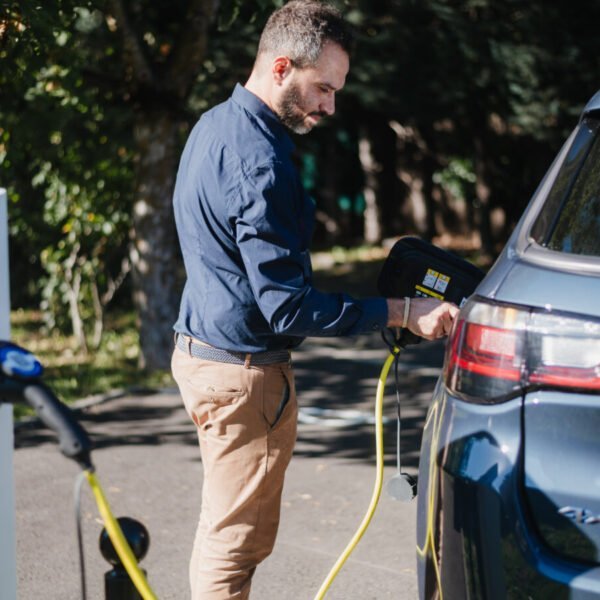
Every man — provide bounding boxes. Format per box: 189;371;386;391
171;2;458;598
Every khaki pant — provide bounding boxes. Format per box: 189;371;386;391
171;345;297;599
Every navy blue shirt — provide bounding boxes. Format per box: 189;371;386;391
173;84;387;353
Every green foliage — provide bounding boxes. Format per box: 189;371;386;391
35;159;131;334
10;308;173;418
339;0;600;243
1;0;277;347
433;158;476;202
3;0;600;358
2;3;134;346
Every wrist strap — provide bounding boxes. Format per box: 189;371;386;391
402;297;411;329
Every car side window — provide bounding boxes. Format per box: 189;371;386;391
531;118;600;257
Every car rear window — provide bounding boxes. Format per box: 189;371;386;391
531;118;600;257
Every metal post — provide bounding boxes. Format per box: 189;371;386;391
0;187;17;600
99;517;150;600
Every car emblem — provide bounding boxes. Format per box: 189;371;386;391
558;506;600;525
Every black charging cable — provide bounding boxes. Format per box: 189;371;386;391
74;470;88;600
381;329;404;474
381;328;418;501
394;349;402;471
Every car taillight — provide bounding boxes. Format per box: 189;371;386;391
444;298;600;402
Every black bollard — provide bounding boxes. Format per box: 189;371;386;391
99;516;150;600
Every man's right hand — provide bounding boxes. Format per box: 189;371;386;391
386;297;459;341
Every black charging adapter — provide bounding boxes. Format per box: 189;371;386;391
377;237;485;346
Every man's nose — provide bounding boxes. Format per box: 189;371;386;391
321;94;335;116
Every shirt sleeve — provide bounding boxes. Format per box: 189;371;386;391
234;160;388;337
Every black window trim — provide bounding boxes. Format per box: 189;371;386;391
514;125;600;275
540;118;599;247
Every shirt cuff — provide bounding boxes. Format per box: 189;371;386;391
358;296;388;333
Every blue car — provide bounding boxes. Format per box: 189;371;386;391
416;91;600;598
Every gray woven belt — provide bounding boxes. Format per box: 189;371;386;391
176;334;290;366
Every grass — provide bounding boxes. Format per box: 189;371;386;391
9;308;174;419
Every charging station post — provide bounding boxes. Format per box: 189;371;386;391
0;187;17;600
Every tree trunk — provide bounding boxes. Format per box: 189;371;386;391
63;243;88;354
389;120;437;238
107;0;218;371
359;128;383;244
473;136;494;258
66;269;87;354
421;156;437;241
130;110;181;370
90;280;104;350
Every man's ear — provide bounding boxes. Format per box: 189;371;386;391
272;56;293;85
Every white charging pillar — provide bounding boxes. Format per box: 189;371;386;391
0;188;17;600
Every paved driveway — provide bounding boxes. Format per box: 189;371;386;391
13;334;446;599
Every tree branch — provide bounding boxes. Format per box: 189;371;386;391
101;256;131;307
166;0;220;99
107;0;155;89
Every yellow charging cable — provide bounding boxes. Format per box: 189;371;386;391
84;470;158;600
415;397;445;600
314;347;400;600
81;346;417;600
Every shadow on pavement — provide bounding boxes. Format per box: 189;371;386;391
14;333;447;471
292;335;446;469
14;389;199;452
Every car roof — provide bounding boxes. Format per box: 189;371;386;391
582;89;600;116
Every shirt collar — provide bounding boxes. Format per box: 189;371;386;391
232;83;295;154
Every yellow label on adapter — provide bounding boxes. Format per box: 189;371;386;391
422;269;439;288
434;273;450;293
420;268;451;297
415;285;444;300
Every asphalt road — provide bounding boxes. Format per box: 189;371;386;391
13;333;446;600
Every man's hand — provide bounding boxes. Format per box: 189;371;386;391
386;297;459;340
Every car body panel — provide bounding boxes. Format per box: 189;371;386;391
488;256;600;318
524;391;600;564
417;387;600;599
416;90;600;599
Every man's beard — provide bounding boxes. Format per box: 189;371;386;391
276;82;323;135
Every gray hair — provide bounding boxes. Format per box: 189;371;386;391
257;1;353;69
